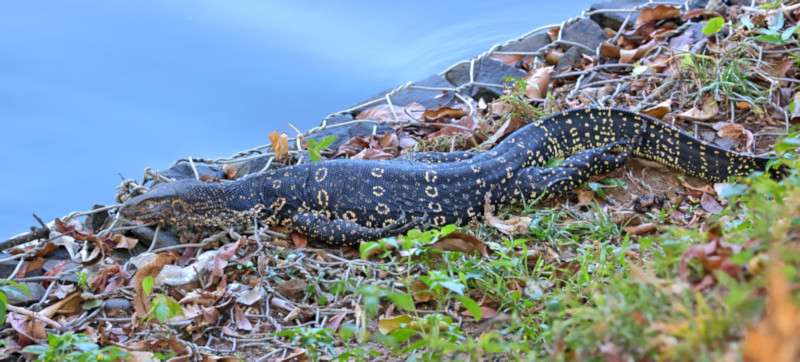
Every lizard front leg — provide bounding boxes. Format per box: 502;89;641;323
291;210;429;246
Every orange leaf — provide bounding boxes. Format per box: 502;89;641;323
268;131;290;159
634;5;681;26
523;66;553;99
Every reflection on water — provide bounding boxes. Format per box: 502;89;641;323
0;1;590;237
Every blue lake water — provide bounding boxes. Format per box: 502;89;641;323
0;1;591;238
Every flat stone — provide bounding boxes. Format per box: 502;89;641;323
497;33;551;54
161;162;223;181
560;18;608;55
6;282;45;306
102;298;133;312
356;74;456;111
555;47;582;73
444;57;526;102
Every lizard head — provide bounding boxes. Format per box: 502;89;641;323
119;179;270;228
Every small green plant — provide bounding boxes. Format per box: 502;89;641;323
500;77;545;119
702;17;725;35
141;276;183;324
0;279;30;325
22;333;129;362
307;135;338;162
76;271;90;290
272;327;335;361
753;9;799;44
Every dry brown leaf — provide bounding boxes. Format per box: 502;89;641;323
212;238;241;277
233;303;253;331
378;315;414;335
677;99;719;121
619;40;657;63
524;66;553;99
483;191;532;236
635;5;681;26
490;54;524;66
426;116;476;140
324;311;348;332
411;281;435;302
713;122;745;140
678;225;743;290
113;234;139;250
428;231;489;257
461;306;499;320
642;99;672;120
422;107;468;123
352;148;395;160
356;102;425;123
624;223;656;235
700;193;725;214
39;292;80;319
742;257;800;362
132;252;178;319
599;41;620;59
291;233;307;249
268;131;290;160
489;117;528;144
577;189;596;204
680;8;724;21
276;279;307;300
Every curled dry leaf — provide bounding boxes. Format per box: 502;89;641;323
642;99;672;120
634;5;681;26
378;315;448;335
112;234;138;250
524;66;553;99
483;191;532;236
233;303;253;331
599;41;620;59
700;193;725;214
677;99;718;121
678;225;743;290
411;280;435;302
324;311;348;332
428;231;489;257
490;54;524;66
356;102;425;123
291;232;307;249
352;148;395;160
132;252;178;319
275;279;307;300
489;117;528;144
212;238;241;277
742;257;800;362
421;107;468;123
681;8;723;21
624;223;656;235
426;116;476;140
619;40;657;64
268;131;290;160
461;306;499;319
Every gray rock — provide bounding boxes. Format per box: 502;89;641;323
356;75;457;111
102;297;132;312
6;282;45;306
497;33;551;54
555;47;582;73
161;162;223;181
85;204;110;232
560;18;608;55
444;57;526;102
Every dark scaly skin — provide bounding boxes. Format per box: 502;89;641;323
119;107;775;246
